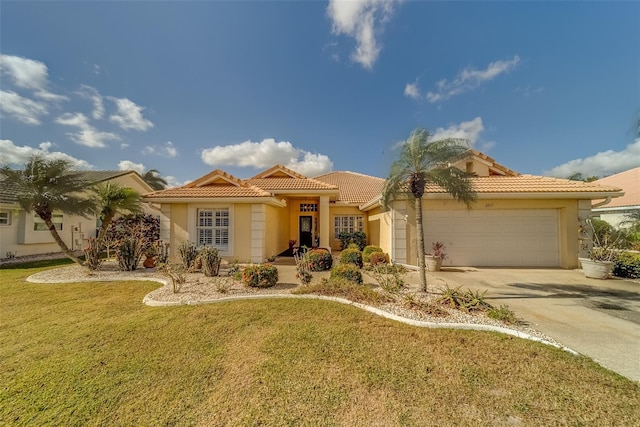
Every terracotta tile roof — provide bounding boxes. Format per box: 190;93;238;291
144;184;271;199
593;167;640;208
314;171;385;204
251;164;307;179
246;177;338;192
422;175;623;195
468;150;520;176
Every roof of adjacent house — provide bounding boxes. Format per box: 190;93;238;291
314;171;385;204
592;167;640;209
0;170;145;205
467;150;520;176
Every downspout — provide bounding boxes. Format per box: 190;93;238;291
592;196;612;209
146;202;162;212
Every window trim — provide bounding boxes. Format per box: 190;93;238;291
189;204;233;256
333;214;364;238
34;213;63;231
0;210;11;226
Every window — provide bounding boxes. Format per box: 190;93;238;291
0;211;11;226
197;208;229;249
300;203;318;212
334;215;363;238
34;214;63;231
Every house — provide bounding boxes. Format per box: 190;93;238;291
0;170;155;259
142;151;623;269
591;167;639;227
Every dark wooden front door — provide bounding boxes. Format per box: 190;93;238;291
299;216;313;248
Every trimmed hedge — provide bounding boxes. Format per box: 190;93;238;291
305;248;333;271
362;245;383;263
330;264;363;284
369;251;390;266
340;248;363;268
242;264;278;288
613;252;640;279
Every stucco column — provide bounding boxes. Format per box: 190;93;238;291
319;196;329;249
251;204;266;263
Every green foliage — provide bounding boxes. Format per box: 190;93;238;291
338;231;367;250
368;264;404;293
340;248;363;268
362;245;383;262
116;237;144;271
369;252;390;266
294;251;313;285
487;305;517;324
613;252;640;279
105;214;160;256
304;248;333;271
330;264;363;284
439;285;491;312
242;264;278;288
178;241;199;270
199;246;221;277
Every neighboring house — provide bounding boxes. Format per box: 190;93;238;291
0;171;155;259
592;167;639;227
142;151;623;269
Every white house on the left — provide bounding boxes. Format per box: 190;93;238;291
0;171;156;259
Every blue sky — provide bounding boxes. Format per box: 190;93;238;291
1;1;638;187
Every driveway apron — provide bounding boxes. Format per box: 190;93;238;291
428;268;640;382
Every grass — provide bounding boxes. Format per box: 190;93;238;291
1;263;639;426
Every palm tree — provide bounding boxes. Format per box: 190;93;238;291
94;181;143;247
0;155;97;265
142;169;168;190
382;128;477;292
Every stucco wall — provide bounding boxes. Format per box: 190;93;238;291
234;204;252;262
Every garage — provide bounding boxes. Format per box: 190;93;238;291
423;209;560;267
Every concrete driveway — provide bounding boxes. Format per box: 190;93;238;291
427;268;640;382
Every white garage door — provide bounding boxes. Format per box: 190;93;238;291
423;209;560;267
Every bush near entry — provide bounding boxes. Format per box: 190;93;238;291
242;264;278;288
613;252;640;279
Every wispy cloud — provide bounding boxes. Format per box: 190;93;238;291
142;141;178;158
0;54;68;103
0;90;49;125
118;160;146;174
404;81;420;100
431;117;491;149
56;112;120;148
327;0;402;69
108;97;154;131
201;138;333;177
77;85;105;119
0;139;93;169
544;139;640;178
426;55;520;103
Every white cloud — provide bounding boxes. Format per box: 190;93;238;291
544;139;640;178
117;160;146;175
142;141;178;158
431;117;487;148
201;138;333;176
77;85;105;119
164;175;187;188
0;54;67;102
327;0;402;69
0;139;93;169
56;112;120;148
427;55;520;103
0;90;48;125
404;81;420;99
108;97;154;131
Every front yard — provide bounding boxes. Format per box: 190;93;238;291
1;260;639;425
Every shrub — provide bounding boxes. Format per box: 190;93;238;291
293;277;391;306
83;237;104;271
330;264;363;284
438;286;491;312
362;245;383;262
340;248;363;268
211;276;233;293
487;305;517;324
116;237;144;271
613;252;640;279
178;241;198;270
369;252;390;266
367;264;404;293
199;246;221;277
305;248;333;271
105;214;159;257
242;264;278;288
294;251;313;285
338;231;367;250
158;263;187;293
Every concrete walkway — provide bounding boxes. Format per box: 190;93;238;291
427;268;640;382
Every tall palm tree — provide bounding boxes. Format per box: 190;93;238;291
0;155;97;265
94;182;143;247
382;128;477;292
142;169;168;190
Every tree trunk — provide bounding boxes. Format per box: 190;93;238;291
44;217;85;265
415;196;427;292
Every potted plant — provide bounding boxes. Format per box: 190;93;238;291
143;246;157;268
425;241;447;271
578;218;621;279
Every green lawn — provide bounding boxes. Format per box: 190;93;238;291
1;261;639;426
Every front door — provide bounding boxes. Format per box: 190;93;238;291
299;216;313;249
